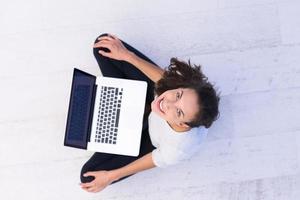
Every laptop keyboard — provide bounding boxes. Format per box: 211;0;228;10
95;86;123;145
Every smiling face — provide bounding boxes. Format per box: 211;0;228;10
151;88;200;130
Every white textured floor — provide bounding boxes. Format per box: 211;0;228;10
1;0;300;199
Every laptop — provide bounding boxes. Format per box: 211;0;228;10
64;68;147;156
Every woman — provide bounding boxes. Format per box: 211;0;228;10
80;33;220;193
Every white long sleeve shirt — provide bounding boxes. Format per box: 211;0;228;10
148;111;208;168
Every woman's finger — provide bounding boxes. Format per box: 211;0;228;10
97;36;114;41
98;50;112;57
94;41;111;49
83;171;96;177
94;39;110;46
81;185;91;191
82;186;91;191
87;187;97;193
108;33;118;40
80;181;94;188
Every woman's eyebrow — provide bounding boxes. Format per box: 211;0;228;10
180;90;185;118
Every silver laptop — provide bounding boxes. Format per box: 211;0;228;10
64;68;147;156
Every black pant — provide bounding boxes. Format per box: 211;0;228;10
80;33;157;184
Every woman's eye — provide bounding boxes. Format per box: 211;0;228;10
176;109;181;117
176;92;180;100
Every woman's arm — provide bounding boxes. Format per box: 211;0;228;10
80;152;156;193
125;52;164;83
94;34;165;82
110;152;156;181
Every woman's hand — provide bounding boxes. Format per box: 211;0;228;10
80;170;117;193
93;33;132;61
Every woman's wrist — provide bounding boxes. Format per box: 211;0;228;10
124;51;136;63
108;169;122;182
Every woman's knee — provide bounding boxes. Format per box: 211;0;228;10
80;162;95;183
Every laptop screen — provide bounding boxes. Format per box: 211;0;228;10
64;68;96;149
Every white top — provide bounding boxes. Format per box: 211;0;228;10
148;111;208;168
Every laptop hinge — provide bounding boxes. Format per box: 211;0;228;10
87;84;97;143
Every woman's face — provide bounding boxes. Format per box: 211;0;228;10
151;88;200;129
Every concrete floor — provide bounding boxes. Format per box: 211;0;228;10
1;0;300;199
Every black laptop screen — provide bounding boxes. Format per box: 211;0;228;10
64;68;96;149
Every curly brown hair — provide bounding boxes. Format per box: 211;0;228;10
154;58;220;128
